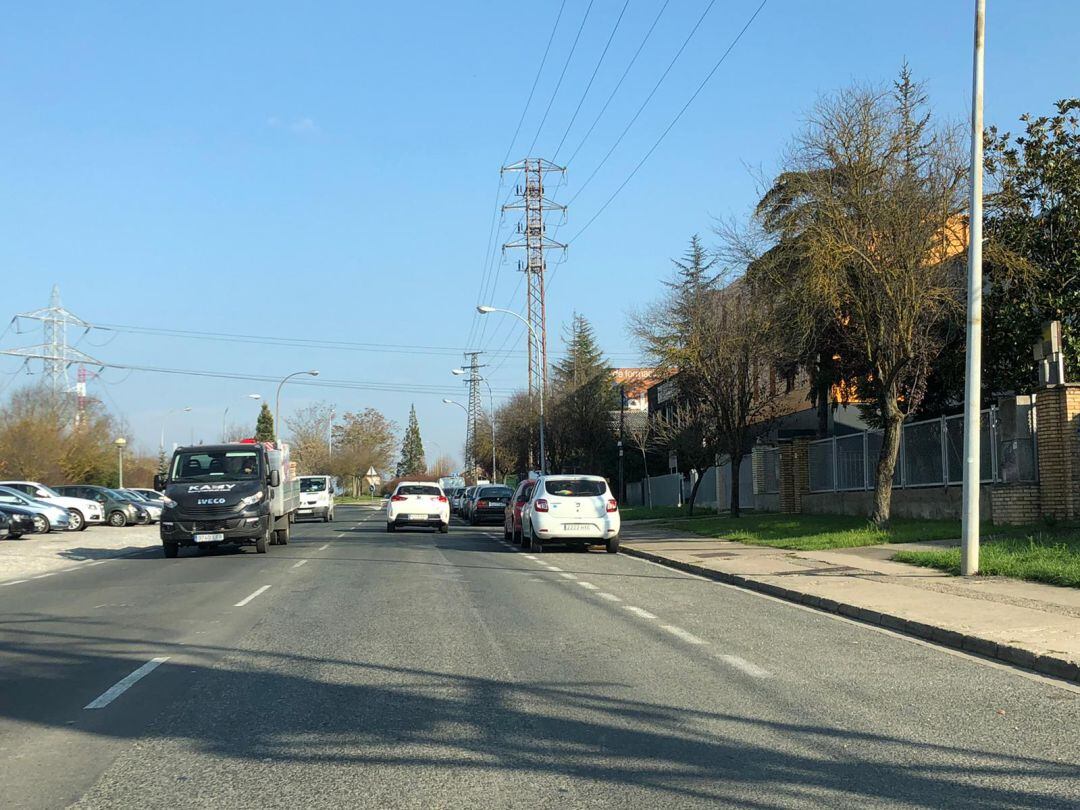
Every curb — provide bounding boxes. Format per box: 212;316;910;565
621;544;1080;686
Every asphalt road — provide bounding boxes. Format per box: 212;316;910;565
1;504;1078;808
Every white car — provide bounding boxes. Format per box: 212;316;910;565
298;475;335;522
521;475;621;553
386;482;449;533
0;480;103;531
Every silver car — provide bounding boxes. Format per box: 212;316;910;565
121;489;163;523
0;486;72;533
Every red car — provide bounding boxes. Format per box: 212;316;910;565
503;479;536;546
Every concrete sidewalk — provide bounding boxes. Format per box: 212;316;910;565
0;524;159;583
620;522;1080;685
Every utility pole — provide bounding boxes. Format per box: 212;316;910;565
961;0;986;577
462;352;486;481
502;158;566;464
618;384;626;504
5;286;102;406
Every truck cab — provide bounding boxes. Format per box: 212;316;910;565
155;442;297;558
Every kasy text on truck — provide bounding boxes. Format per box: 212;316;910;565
154;441;299;558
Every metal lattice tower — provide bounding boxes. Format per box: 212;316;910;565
502;158;566;399
5;285;102;398
462;351;485;480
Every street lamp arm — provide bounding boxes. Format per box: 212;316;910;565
275;370;320;445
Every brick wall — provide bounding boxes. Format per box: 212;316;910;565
1034;385;1080;521
990;484;1041;525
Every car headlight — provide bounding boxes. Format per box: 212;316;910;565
239;491;265;508
163;496;178;508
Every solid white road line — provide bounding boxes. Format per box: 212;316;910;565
558;572;578;580
717;653;772;678
32;573;55;579
291;559;309;569
661;625;707;645
0;579;29;587
545;565;562;571
234;585;271;607
623;606;658;620
577;581;599;590
597;592;622;602
84;657;170;709
523;555;538;560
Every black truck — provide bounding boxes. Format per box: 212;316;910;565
155;442;298;558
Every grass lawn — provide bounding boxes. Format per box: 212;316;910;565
669;513;969;551
621;505;719;521
893;533;1080;588
336;494;382;504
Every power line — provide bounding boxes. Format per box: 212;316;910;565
565;0;718;209
551;0;633;162
568;0;770;245
526;0;596;156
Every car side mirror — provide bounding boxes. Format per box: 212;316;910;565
269;469;281;488
153;474;165;492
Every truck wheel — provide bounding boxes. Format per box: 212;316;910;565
67;509;86;531
386;522;395;533
323;509;332;523
275;527;289;546
163;542;179;558
108;510;127;527
255;528;269;554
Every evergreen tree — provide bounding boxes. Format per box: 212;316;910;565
396;404;426;477
254;403;275;442
157;447;168;476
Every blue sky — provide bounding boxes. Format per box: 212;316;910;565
1;1;1076;467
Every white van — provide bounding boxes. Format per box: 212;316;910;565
298;475;335;522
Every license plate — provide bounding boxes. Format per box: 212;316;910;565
408;514;427;520
487;501;505;506
194;533;225;543
298;509;312;514
564;523;591;531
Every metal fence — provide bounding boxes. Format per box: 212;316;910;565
806;407;1037;493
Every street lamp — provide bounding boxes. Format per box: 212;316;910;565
477;304;546;473
223;393;262;442
442;398;469;476
452;368;497;481
160;406;192;452
114;437;127;488
275;370;320;446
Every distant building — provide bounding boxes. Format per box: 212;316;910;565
613;368;660;412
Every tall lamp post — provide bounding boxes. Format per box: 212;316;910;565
160;406;192;452
452;368;498;481
223;393;262;442
442;398;469;476
477;305;546;473
114;437;127;488
275;370;320;446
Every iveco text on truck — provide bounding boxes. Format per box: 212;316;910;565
155;441;299;558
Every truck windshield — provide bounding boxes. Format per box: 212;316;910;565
171;451;261;482
300;478;326;492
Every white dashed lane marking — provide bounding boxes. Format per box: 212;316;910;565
576;581;599;590
545;565;562;572
597;592;621;602
291;559;309;569
84;657;170;709
660;625;707;645
558;572;578;580
623;606;658;620
234;585;271;607
318;544;330;551
717;654;772;678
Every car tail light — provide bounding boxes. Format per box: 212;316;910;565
534;499;549;512
477;500;487;508
606;499;618;512
390;495;407;502
437;495;448;502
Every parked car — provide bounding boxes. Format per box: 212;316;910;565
0;504;38;539
0;486;72;533
503;478;538;545
298;475;335;522
449;487;467;515
0;480;103;531
128;487;166;505
459;486;477;521
386;482;449;533
469;484;514;525
52;485;149;527
120;489;163;523
519;475;621;553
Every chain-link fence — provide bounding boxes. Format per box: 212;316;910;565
806;407;1036;493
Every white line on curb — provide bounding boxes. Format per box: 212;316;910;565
597;592;622;602
558;572;578;580
661;625;707;645
0;579;29;587
623;606;657;619
292;560;309;569
32;573;55;579
717;654;771;678
85;657;170;709
234;585;271;607
577;581;599;590
523;555;538;561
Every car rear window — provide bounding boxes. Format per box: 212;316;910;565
478;487;512;499
398;485;441;496
542;479;607;497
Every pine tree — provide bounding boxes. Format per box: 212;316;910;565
550;313;616;472
396;404;426;477
156;447;168;476
254;403;275;443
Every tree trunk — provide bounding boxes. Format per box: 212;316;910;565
729;453;744;518
871;413;903;527
686;470;705;516
641;449;653;508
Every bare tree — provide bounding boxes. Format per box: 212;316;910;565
428;454;455;478
751;71;967;525
286;402;335;474
623;410;657;508
652;402;716;515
